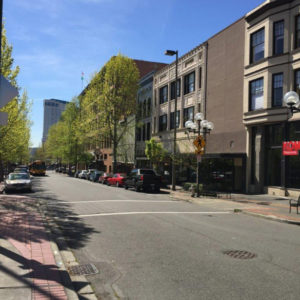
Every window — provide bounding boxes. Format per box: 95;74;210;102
183;106;194;124
249;78;264;111
136;127;141;141
143;100;147;117
170;111;180;130
295;69;300;96
159;85;168;104
153;117;156;133
142;124;146;141
296;16;300;49
273;20;284;55
184;72;195;94
159;114;167;131
104;154;108;160
250;28;264;63
147;98;151;116
146;122;151;140
199;67;202;89
250;127;257;185
272;73;283;107
171;79;181;100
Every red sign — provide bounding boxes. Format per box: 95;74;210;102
282;141;300;156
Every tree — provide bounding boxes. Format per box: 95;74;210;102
101;54;140;172
0;25;31;179
145;138;168;171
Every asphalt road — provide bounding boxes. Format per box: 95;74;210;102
31;172;300;300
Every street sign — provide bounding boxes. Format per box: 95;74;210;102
195;148;204;155
283;141;300;156
193;135;205;149
0;75;18;108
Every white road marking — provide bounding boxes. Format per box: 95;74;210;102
47;200;177;204
76;211;231;218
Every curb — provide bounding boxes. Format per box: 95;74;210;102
37;204;98;300
167;190;300;226
241;210;300;226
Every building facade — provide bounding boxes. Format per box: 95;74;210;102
152;18;246;191
135;71;157;168
206;18;246;192
42;99;68;143
243;0;300;196
152;44;207;175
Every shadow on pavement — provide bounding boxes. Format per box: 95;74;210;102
0;245;90;300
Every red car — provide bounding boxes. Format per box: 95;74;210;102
99;173;112;184
107;173;127;187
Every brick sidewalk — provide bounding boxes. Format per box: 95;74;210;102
0;195;69;300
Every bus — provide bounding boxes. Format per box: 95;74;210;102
28;160;46;176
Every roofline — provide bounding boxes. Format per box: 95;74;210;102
207;17;244;42
155;42;207;77
245;0;294;22
44;99;68;104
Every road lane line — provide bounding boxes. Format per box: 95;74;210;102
76;211;231;218
46;200;178;204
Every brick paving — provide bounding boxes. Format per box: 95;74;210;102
0;195;68;300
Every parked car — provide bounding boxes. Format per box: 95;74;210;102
107;173;127;187
4;172;32;193
74;170;81;178
89;170;104;182
78;170;88;179
14;167;29;173
99;173;112;184
84;169;95;180
124;169;161;192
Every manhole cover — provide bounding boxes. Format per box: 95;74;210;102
68;263;99;276
223;250;257;259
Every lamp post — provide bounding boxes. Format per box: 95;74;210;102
185;113;214;197
165;49;178;191
282;91;300;192
283;91;300;116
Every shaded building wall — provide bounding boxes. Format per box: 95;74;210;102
206;18;246;155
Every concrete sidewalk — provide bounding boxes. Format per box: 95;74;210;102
166;188;300;225
0;194;77;300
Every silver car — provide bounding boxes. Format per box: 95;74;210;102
4;172;32;192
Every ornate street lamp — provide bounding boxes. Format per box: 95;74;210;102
185;113;214;197
283;91;300;117
165;49;178;191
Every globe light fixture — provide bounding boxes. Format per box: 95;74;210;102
184;113;214;197
284;91;300;117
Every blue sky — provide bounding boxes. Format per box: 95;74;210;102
3;0;264;147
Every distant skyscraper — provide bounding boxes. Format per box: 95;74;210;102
42;99;68;143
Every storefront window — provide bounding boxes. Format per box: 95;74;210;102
287;121;300;188
265;124;283;186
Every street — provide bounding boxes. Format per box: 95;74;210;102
31;172;300;300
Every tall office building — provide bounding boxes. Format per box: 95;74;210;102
42;99;68;143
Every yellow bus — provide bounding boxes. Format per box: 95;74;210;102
29;160;46;176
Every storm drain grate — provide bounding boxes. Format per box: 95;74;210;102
223;250;257;259
68;263;99;276
256;202;270;206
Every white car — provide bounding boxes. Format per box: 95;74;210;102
4;172;32;192
78;170;88;179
